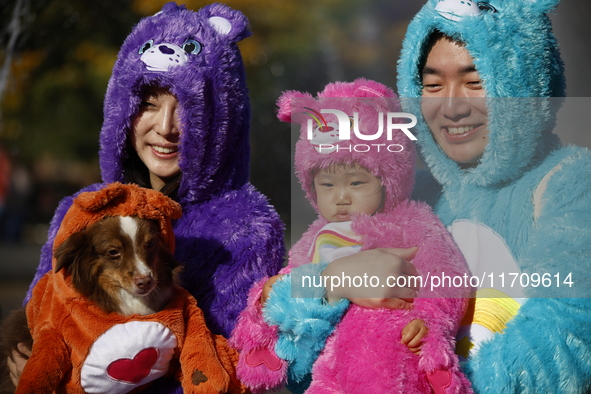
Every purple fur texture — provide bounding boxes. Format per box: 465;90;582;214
100;2;252;202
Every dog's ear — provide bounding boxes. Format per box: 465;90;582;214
54;229;89;274
152;237;181;286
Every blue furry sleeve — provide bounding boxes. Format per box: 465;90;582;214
263;262;349;383
464;151;591;393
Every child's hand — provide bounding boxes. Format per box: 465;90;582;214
260;274;284;305
401;319;428;355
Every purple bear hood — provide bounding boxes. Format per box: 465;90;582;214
100;2;251;204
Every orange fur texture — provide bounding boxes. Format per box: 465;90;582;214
12;183;246;394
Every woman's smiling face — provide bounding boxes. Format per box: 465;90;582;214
130;87;181;190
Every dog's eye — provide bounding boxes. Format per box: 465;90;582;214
107;249;121;258
147;239;157;249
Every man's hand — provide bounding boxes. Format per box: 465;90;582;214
322;247;419;309
401;319;428;355
7;342;31;387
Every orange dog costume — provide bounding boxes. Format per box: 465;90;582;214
18;183;245;394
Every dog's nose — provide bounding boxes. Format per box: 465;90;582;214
134;275;154;290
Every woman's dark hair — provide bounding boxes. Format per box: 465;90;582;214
123;142;181;199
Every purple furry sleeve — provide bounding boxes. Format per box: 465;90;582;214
173;184;285;338
228;218;327;392
24;183;105;304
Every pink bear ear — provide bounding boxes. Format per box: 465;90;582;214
276;91;313;123
350;78;400;113
352;78;396;98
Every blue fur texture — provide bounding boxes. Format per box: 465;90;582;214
399;0;591;392
263;262;350;383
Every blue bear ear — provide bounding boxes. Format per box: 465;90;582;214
527;0;561;14
201;3;251;42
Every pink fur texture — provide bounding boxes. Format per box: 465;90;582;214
228;277;288;393
286;78;416;214
306;201;473;393
231;79;472;393
229;221;323;392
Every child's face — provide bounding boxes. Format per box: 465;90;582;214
314;165;383;222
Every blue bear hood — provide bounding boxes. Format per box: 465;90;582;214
397;0;565;188
99;2;251;204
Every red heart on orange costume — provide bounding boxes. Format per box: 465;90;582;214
106;347;159;383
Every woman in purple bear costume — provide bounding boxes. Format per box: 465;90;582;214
10;3;284;393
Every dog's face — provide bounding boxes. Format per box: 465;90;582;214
54;216;178;315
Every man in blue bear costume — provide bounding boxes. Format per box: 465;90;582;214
397;0;591;392
247;1;591;393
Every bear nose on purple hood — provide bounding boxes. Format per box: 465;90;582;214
159;45;176;55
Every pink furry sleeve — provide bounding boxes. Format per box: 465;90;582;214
229;275;288;393
228;217;329;392
353;200;472;391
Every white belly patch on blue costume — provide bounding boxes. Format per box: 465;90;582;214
448;220;526;360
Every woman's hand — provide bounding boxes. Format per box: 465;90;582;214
260;274;285;305
401;319;428;355
7;342;31;387
322;247;419;309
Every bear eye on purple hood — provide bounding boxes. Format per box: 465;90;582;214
138;40;153;54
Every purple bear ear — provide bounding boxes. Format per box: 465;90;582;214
200;3;251;42
159;2;186;14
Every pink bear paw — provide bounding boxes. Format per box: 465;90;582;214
244;348;283;371
427;369;452;394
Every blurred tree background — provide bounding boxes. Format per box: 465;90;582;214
0;0;425;245
0;0;589;247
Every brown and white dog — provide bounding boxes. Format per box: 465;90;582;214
1;183;244;394
0;215;179;393
54;215;179;316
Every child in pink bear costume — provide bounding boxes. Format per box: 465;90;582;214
230;79;473;393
